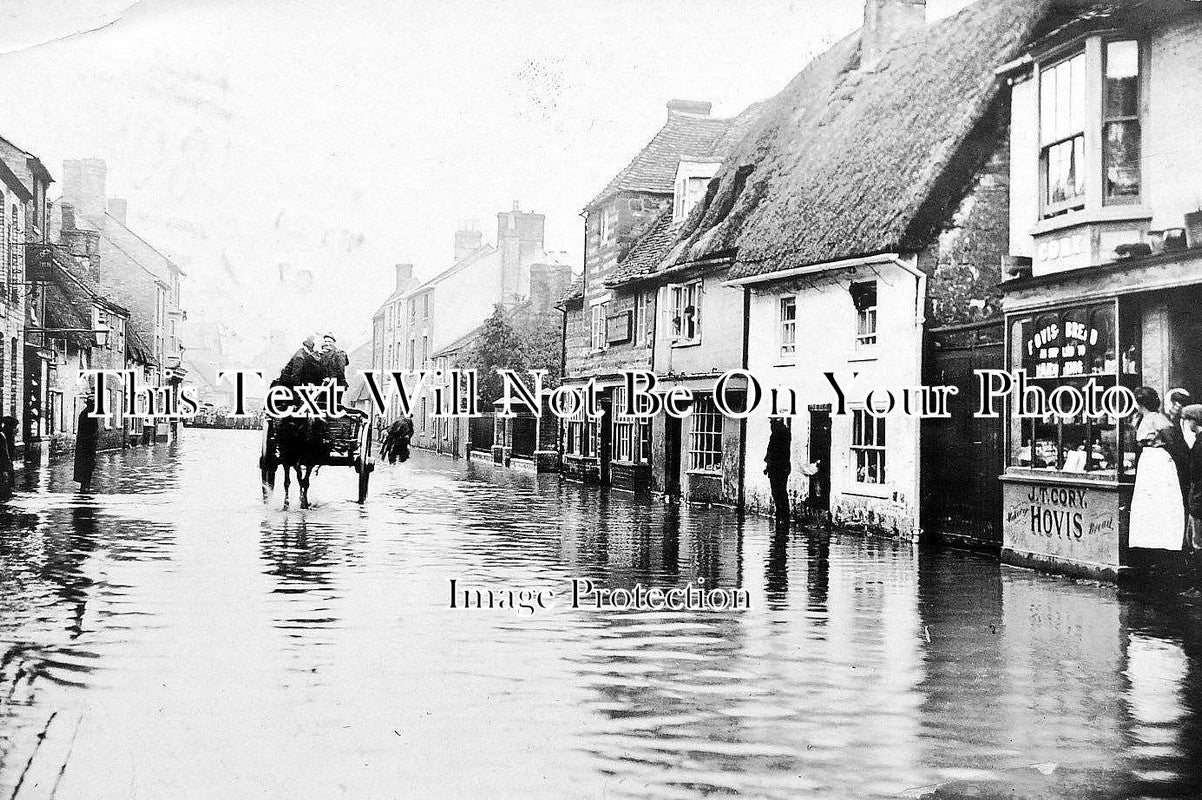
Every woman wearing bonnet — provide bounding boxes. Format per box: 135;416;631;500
1129;386;1188;550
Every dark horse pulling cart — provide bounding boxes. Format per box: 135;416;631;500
260;407;376;506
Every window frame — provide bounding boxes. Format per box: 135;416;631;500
851;409;887;485
779;296;797;360
611;386;651;465
687;394;724;473
852;281;878;351
590;301;608;352
667;280;701;344
1101;38;1142;206
1038;49;1088;219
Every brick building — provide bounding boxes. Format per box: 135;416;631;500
560;100;744;491
0;134;52;455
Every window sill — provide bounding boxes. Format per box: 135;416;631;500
774;360;797;368
671;339;702;349
611;459;650;468
1031;204;1153;236
843;484;893;499
686;469;723;477
848;351;878;363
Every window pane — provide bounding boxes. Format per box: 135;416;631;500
1056;58;1072;138
1105;40;1139;118
1104;121;1141;201
1040;66;1056;145
1045;135;1086;207
1089;306;1116;375
1070;53;1085;132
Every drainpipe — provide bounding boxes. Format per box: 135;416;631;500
891;253;927;541
737;283;750;510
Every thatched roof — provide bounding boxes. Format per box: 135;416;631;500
656;0;1052;280
585;111;734;211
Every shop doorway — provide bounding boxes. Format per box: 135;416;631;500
599;391;613;484
807;407;831;513
664;415;682;498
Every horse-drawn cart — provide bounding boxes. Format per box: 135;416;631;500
260;408;376;504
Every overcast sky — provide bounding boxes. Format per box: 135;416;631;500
0;0;974;355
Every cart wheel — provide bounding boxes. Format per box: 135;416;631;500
357;460;372;504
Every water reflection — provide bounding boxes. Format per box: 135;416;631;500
1;433;1202;797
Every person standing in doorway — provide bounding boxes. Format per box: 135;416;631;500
1181;404;1202;598
1167;388;1193;497
1129;387;1185;550
74;394;100;493
764;418;792;526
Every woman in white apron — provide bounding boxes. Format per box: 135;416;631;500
1130;387;1185;550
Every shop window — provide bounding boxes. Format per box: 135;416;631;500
1040;51;1086;216
1103;40;1141;203
1009;301;1139;476
852;281;877;349
687;395;723;473
779;296;796;358
851;410;886;484
668;281;700;343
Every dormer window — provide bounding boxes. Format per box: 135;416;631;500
672;161;721;222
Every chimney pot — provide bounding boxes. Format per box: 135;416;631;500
667;99;712;117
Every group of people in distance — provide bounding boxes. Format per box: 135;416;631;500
1128;387;1202;595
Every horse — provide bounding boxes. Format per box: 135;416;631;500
274;417;329;509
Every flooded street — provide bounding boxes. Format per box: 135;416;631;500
0;430;1201;799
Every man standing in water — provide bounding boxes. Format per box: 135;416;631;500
764;418;792;527
74;394;100;493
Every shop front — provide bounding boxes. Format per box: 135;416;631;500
1000;251;1202;579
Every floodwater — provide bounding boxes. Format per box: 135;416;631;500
1;430;1201;800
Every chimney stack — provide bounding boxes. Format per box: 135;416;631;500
394;263;415;293
454;221;482;263
529;260;572;315
61;158;107;220
496;203;546;305
108;198;127;225
861;0;926;70
667;99;712;117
